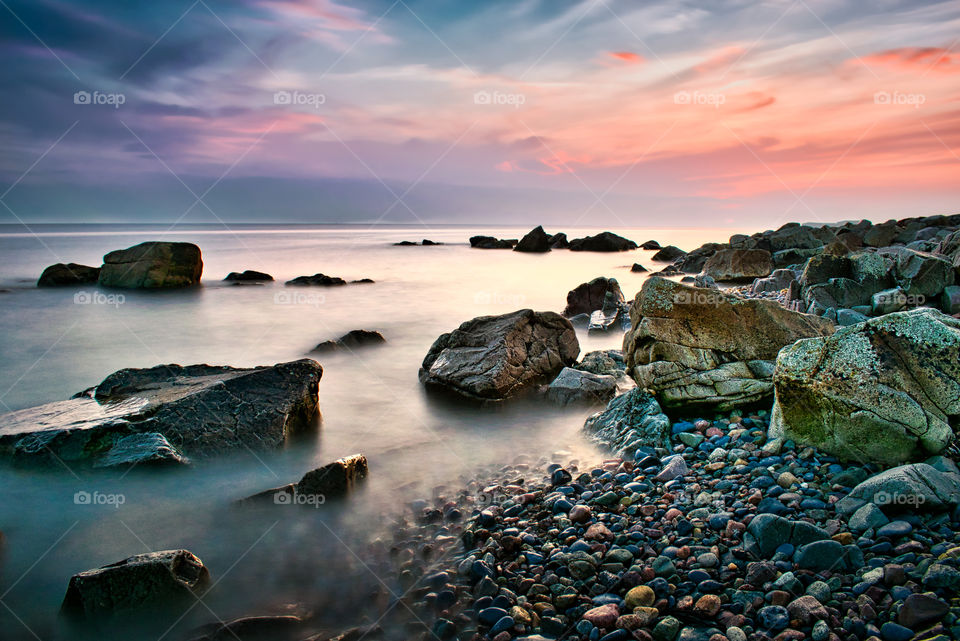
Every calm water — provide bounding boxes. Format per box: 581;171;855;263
0;224;735;640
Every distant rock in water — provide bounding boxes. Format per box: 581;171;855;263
514;226;552;253
419;309;579;400
37;263;100;287
394;239;442;246
351;278;375;284
469;235;516;249
312;329;385;353
563;277;624;317
568;231;638;252
641;240;661;250
241;454;369;504
0;359;323;467
548;232;569;249
62;549;210;619
98;242;202;289
631;263;647;273
224;270;273;282
651;245;686;262
286;273;346;286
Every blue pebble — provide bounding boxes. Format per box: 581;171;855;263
600;631;629;641
478;606;507;625
553;499;573;513
490;615;514;635
576;619;594;635
570;540;592;552
775;543;794;557
672;421;695;434
880;622;914;641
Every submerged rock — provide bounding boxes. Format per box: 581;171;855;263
623;277;833;411
286;273;347;286
419;309;578;400
224;270;273;282
37;263;101;287
514;226;552;253
98;242;202;289
770;308;960;465
311;329;385;353
242;454;369;504
470;235;516;249
0;359;323;466
62;550;210;619
568;231;638;252
583;388;670;456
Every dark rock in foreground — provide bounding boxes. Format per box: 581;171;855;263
311;329;385;353
0;359;323;466
419;309;579;400
98;242;202;289
62;550;210;619
568;231;638;252
514;225;552;253
224;270;273;282
37;263;100;287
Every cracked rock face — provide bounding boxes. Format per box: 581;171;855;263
770;308;960;465
622;277;834;412
419;309;579;400
0;359;323;466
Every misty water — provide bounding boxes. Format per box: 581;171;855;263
0;224;731;640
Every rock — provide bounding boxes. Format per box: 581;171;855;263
864;223;898;247
942;285;960;314
422;239;441;245
37;263;100;287
286;273;347;286
563;277;625;317
61;550;210;618
548;232;568;249
836;308;869;326
744;514;829;558
224;270;273;282
641;240;661;250
871;286;910;315
772;247;821;268
630;263;647;273
394;240;417;245
583;603;619;628
311;330;386;353
757;605;790;631
693;274;717;289
655;455;688;482
702;249;773;282
625;585;655;609
188;615;304;641
575;350;626;377
514;226;552;253
99;242;202;289
651;246;686;262
786;596;828;626
545;367;618;406
297;454;368;498
751;269;797;295
795;540;862;571
898;592;949;629
623;277;834;411
0;359;322;465
890;248;956;299
568;232;638;252
769;308;960;464
767;224;833;252
849;503;889;531
583;388;671;457
419;309;579;400
470;236;516;249
800;253;853;288
844;463;960;513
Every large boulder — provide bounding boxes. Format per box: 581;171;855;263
675;243;726;273
419;309;579;400
0;359;323;466
583;388;670;457
889;248;956;300
651;245;686;262
770;309;960;465
702;249;773;282
752;269;797;295
514;226;552;253
545;367;618;406
568;231;638;252
623;277;834;411
37;263;100;287
837;463;960;515
61;550;210;619
98;242;202;289
563;277;625;317
766;224;834;252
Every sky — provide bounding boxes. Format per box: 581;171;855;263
0;0;958;228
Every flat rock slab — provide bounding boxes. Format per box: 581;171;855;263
0;359;322;467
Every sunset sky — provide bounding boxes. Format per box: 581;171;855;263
1;0;958;227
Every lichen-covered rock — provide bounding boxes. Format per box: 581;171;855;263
37;263;101;287
770;308;960;465
889;247;956;299
702;249;773;282
98;242;202;289
62;550;210;618
419;309;579;400
622;277;834;411
0;359;323;465
583;388;670;457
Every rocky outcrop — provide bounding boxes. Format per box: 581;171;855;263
514;226;552;253
568;232;638;252
562;277;625;317
98;242;202;289
0;359;323;466
651;245;686;262
311;330;385;353
770;308;960;465
419;309;579;400
224;270;273;282
641;240;661;250
545;367;618;406
470;236;516;249
37;263;100;287
702;249;773;282
623;277;834;411
583;388;670;457
61;550;210;619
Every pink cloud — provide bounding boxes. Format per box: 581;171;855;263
609;51;644;64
